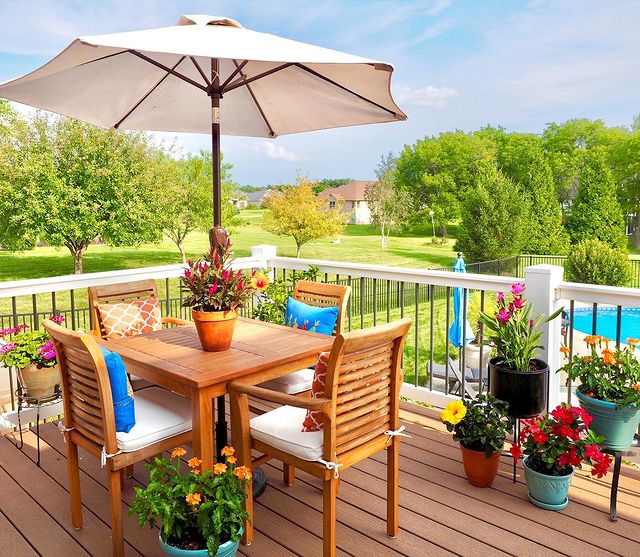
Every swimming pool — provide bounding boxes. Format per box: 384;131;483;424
572;307;640;341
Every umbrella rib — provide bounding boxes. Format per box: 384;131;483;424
128;50;208;92
231;59;276;138
294;63;399;118
219;60;249;91
114;56;186;129
190;56;211;88
223;63;294;93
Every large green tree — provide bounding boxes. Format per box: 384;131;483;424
609;127;640;248
455;162;531;262
566;149;627;249
0;114;162;274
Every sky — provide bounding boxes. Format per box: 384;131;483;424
0;0;639;186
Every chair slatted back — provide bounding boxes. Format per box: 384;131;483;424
88;279;159;337
324;319;411;459
43;319;117;455
292;280;350;335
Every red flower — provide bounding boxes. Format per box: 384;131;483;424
591;454;612;479
584;444;603;460
532;429;550;445
509;444;522;461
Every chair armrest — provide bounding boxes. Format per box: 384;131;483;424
161;316;193;327
228;382;331;413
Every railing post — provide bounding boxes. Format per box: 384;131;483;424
251;244;278;280
524;264;564;410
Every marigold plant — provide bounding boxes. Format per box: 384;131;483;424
129;446;250;555
510;404;612;478
559;336;640;408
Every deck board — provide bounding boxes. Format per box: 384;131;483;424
0;402;639;557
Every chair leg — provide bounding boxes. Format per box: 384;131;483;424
323;476;338;557
124;464;134;478
242;467;254;546
387;438;399;538
67;440;83;530
108;469;124;557
283;463;295;486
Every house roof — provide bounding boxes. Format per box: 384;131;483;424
245;189;270;202
318;180;378;201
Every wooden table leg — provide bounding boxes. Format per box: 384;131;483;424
192;388;215;470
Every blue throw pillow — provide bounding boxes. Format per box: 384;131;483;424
98;345;135;433
285;297;338;336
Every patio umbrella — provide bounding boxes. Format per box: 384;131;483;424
448;254;474;348
0;13;406;245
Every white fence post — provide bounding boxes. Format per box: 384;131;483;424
524;264;565;410
250;245;278;281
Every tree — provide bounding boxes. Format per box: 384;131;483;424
156;150;238;263
455;162;530;262
566;149;627;249
609;129;640;248
565;239;632;287
365;154;411;250
0;114;161;274
262;176;349;257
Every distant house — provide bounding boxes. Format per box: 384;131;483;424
245;188;271;207
318;180;377;224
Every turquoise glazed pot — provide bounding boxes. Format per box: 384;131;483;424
523;457;575;511
159;531;241;557
576;388;640;451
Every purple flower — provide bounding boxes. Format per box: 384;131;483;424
496;308;511;324
0;324;28;336
39;341;56;361
496;292;505;304
529;319;534;329
513;296;525;310
0;342;17;354
511;283;526;297
50;315;65;325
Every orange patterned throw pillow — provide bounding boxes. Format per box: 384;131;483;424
98;298;162;339
302;352;330;432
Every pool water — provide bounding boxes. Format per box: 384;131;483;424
572;307;640;341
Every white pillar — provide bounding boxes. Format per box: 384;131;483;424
524;264;565;409
251;244;277;279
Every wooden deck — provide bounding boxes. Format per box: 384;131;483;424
1;401;639;557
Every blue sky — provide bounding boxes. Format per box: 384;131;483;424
1;0;639;186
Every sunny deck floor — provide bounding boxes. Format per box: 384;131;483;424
1;401;639;557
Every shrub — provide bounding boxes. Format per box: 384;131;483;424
565;239;632;286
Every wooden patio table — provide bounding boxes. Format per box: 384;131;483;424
102;317;333;471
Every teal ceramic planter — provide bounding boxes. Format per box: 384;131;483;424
523;457;575;511
576;388;640;451
159;531;241;557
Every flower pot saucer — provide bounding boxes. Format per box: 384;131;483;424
527;491;568;511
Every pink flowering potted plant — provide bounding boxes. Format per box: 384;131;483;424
480;283;562;418
0;316;65;398
180;239;269;351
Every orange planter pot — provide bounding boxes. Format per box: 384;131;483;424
19;363;61;398
459;444;502;487
192;309;238;352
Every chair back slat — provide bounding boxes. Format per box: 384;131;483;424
293;280;350;335
43;319;118;454
88;279;159;337
324;319;411;459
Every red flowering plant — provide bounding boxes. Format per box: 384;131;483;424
180;239;269;312
0;316;64;369
479;283;563;371
510;404;612;478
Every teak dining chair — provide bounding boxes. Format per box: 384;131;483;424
43;319;193;557
229;318;412;557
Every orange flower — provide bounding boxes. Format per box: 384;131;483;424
559;346;570;354
185;492;201;506
627;338;639;349
188;457;202;469
213;463;228;475
191;468;201;475
582;356;592;362
234;466;252;480
632;384;640;391
226;455;237;464
602;349;616;365
221;446;235;457
171;447;187;459
584;335;599;346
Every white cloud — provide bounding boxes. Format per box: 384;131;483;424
425;0;453;18
393;85;459;108
249;141;307;162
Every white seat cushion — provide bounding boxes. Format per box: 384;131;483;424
116;386;191;453
250;405;323;461
259;368;314;395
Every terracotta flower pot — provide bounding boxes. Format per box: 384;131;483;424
192;309;238;352
459;444;502;487
19;363;61;398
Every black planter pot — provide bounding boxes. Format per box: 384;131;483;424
488;357;549;418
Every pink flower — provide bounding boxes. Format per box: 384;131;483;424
496;308;511;324
529;319;534;329
512;296;525;310
38;341;56;360
221;269;230;280
237;279;244;291
50;315;65;325
208;282;219;295
0;342;17;354
584;444;603;460
496;292;505;303
0;324;29;336
511;283;526;297
184;269;192;279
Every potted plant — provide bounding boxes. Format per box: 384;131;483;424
181;239;269;351
559;336;640;451
510;404;611;510
0;316;64;398
441;394;514;487
130;445;251;556
480;283;563;417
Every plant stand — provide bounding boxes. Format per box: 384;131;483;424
608;434;640;522
14;386;62;467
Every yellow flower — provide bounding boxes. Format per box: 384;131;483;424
171;447;187;459
226;455;237;464
185;492;201;506
188;457;202;469
251;272;270;291
213;463;228;475
221;446;235;457
440;400;467;425
234;466;252;480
